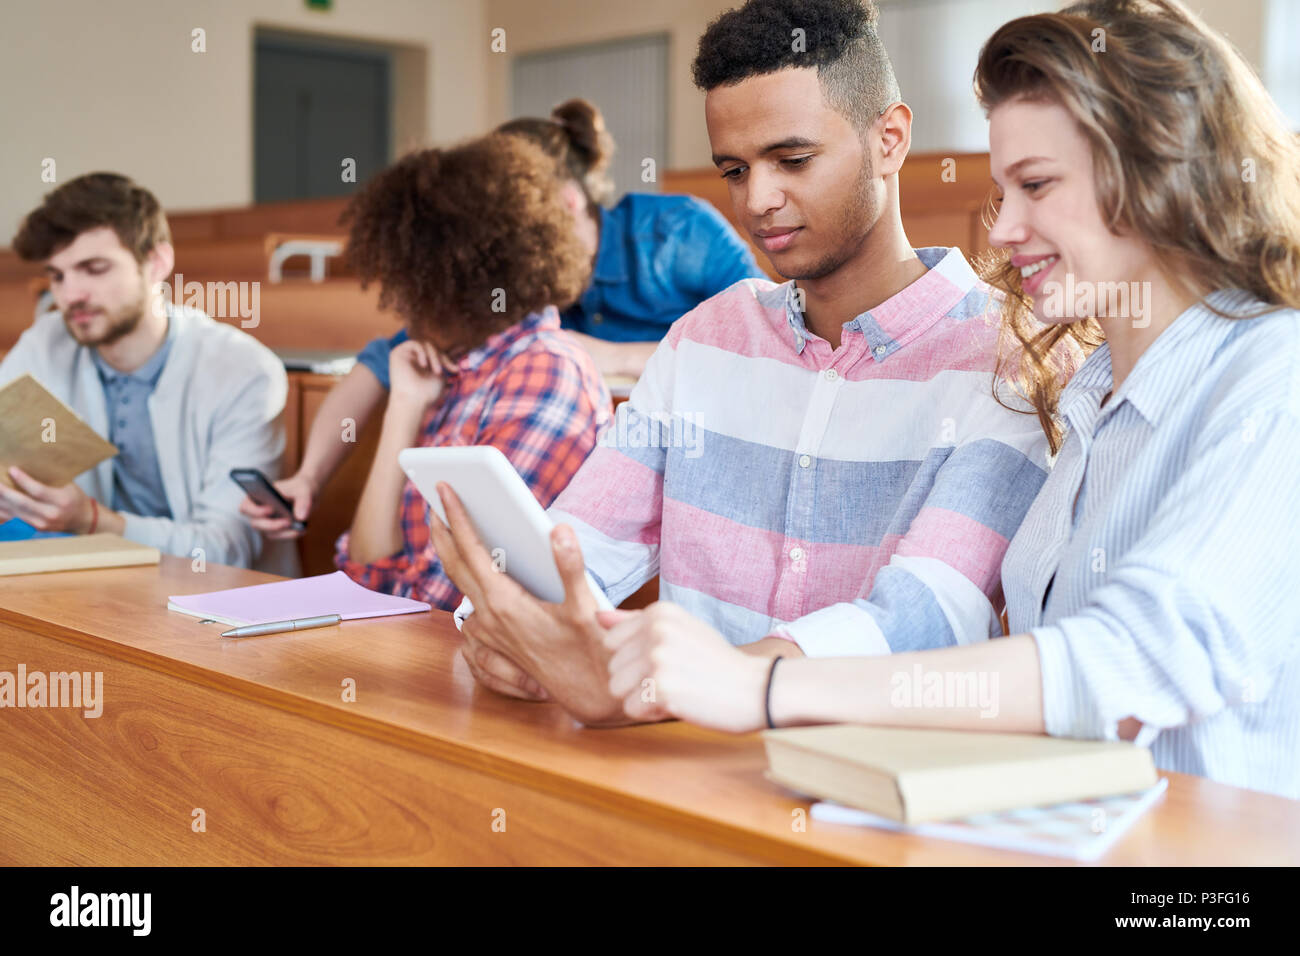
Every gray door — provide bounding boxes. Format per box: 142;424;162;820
255;38;390;202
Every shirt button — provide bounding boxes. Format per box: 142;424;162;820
798;454;811;468
592;312;604;324
824;369;839;382
789;546;805;562
874;345;887;358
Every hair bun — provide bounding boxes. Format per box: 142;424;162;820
551;98;613;173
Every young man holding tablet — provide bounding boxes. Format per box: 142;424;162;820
431;0;1067;722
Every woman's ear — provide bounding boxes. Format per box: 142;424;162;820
559;179;586;214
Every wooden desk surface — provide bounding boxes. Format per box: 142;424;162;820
2;558;1297;865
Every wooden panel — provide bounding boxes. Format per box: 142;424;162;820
1;557;1297;866
207;280;400;351
294;374;386;577
903;209;981;254
0;623;761;865
172;233;352;283
0;279;43;349
0;249;44;283
280;374;301;479
167;197;351;241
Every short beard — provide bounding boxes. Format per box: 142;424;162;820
66;280;148;348
780;152;878;282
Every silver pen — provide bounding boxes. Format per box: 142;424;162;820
220;613;342;638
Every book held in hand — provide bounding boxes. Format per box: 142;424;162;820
0;373;117;490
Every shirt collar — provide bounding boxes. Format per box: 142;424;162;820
1105;289;1260;428
1057;342;1114;437
451;307;561;374
91;309;175;386
757;246;981;359
588;202;627;284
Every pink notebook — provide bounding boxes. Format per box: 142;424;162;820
167;570;431;627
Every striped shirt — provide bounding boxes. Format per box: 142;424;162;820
1002;290;1300;799
550;247;1054;649
335;308;610;609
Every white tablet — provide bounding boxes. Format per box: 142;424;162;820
398;445;614;610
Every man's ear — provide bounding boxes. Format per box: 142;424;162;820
876;101;913;178
144;241;175;287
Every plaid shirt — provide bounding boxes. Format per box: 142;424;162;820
335;307;610;609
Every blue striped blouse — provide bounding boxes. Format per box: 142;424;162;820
1001;289;1300;799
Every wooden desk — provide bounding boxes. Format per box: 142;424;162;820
2;559;1296;865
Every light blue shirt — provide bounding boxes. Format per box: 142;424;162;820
91;316;175;519
1002;289;1300;799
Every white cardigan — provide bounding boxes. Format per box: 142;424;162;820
0;304;299;576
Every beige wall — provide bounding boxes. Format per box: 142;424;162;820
0;0;488;239
1188;0;1265;70
483;0;1271;168
0;0;1274;240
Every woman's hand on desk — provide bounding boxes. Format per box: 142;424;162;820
602;603;772;734
239;473;315;540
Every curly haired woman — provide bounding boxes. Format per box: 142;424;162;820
328;133;610;610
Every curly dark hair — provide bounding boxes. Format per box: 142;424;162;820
12;172;170;264
341;133;590;355
693;0;900;131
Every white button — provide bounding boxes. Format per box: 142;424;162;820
799;454;811;468
789;547;805;562
592;312;604;324
874;345;887;357
824;369;839;382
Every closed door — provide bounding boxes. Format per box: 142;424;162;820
255;39;390;202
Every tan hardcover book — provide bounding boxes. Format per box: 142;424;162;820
762;725;1158;823
0;373;118;490
0;533;160;576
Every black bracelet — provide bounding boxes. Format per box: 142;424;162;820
764;656;784;729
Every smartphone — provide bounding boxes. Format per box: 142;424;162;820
230;468;306;531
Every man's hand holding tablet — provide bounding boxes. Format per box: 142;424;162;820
405;446;637;726
428;482;637;726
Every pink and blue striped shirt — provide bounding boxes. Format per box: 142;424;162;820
549;246;1055;653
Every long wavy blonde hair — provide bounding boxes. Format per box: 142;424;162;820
973;0;1300;452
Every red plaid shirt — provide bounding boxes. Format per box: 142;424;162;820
335;308;610;608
